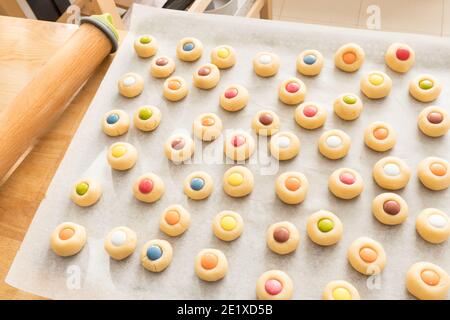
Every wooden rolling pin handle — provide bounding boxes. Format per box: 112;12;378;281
0;14;119;185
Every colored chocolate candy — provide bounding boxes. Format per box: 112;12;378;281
147;245;162;260
383;200;401;215
317;218;334;232
339;172;355;185
139;179;153;194
76;182;89;196
106;113;119;125
190;177;205;191
273;227;290;243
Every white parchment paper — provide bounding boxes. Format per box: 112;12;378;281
6;5;450;299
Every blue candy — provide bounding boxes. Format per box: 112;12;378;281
147;245;162;261
183;42;195;51
303;54;317;65
106;113;119;124
190;178;205;191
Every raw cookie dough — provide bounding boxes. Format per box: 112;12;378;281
253;52;280;77
104;226;137;260
132;172;165;203
176;37;203;62
224;130;255;161
278;77;307;105
256;270;293;300
193;63;220;89
70;178;102;207
360;71;392;99
212;210;244;242
347;237;386;275
107;142;138;171
416;208;450;244
150;56;175;78
194;249;228;282
364;121;397;152
118;72;144;98
164;134;195;163
373;156;411;190
306;210;343;246
418;157;450;191
409;74;442;102
275;171;309;205
385;43;415;73
163;76;188;101
133;105;161;132
266;221;300;255
223;166;254;198
269;131;300;161
183;171;213;200
333;93;363;121
220;84;249;112
159;204;191;237
50;222;86;257
193;113;223;141
296;49;324;76
140;239;173;272
334;43;365;72
372;193;408;225
406;262;450;300
294;102;327;130
134;34;157;58
251;109;280;136
323;280;360;300
418;106;450;137
102;109;130;137
328;168;364;200
318;129;351;160
210;45;236;69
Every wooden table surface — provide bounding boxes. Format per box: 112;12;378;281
0;15;116;299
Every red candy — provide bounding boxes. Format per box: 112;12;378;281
139;179;153;194
155;57;168;66
303;105;317;117
198;67;211;76
265;279;283;295
285;82;300;93
224;88;238;99
171;138;185;150
339;172;355;185
396;48;410;61
231;135;246;147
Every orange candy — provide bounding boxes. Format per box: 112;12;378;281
359;247;377;263
285;177;301;191
373;127;388;140
59;228;74;240
421;270;440;286
201;253;218;270
165;210;180;225
342;52;357;64
201;117;215;127
430;163;447;176
168;80;181;90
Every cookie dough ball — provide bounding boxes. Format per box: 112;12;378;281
150;56;175;78
193;113;223;141
223;166;254;198
278;77;307;105
224;130;255;161
195;249;228;282
328;168;364;200
176;37;203;62
360;71;392;99
253;52;280;77
220;84;249;112
104;226;137;260
134;105;161;132
307;210;343;246
107;142;138;171
118;72;144;98
406;262;450;300
266;221;300;255
372;193;408;225
164;134;195;163
256;270;293;300
193;63;220;90
140;239;173;272
418;106;450;137
294;102;327;130
102;109;130;137
409;74;442;102
296;49;324;76
132;172;165;203
212;210;244;242
385;43;415;73
70;178;102;207
347;237;386;275
134;34;157;58
416;208;450;244
333;93;363;121
210;45;236;69
275;171;309;205
334;43;365;72
50;222;87;257
364;121;397;152
159;204;191;237
318;129;351;160
269;131;300;161
418;157;450;191
163;76;188;102
183;171;213;200
373;156;411;190
323;280;360;300
251;109;280;136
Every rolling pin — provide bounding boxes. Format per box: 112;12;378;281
0;13;119;185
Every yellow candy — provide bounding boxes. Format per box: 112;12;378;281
227;173;243;186
220;216;236;231
112;145;127;158
332;287;352;300
369;73;384;86
217;47;229;59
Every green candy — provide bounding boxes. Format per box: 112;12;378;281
140;36;151;44
139;108;153;120
317;218;334;233
343;95;357;104
419;79;433;90
76;182;89;196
